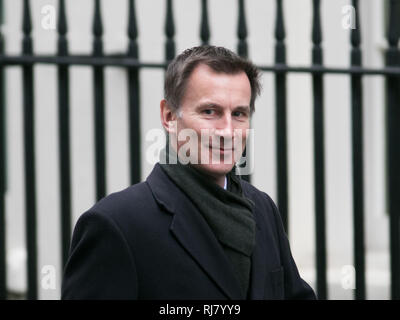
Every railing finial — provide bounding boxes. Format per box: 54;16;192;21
128;0;138;57
165;0;175;62
200;0;210;45
237;0;248;57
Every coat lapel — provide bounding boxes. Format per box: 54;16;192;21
146;163;243;300
242;185;268;299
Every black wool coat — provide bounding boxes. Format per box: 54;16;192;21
61;163;316;300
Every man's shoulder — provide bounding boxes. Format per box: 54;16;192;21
94;181;151;209
80;164;176;226
84;181;159;225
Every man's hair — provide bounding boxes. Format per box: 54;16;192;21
164;45;261;115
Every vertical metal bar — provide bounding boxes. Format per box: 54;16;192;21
0;0;6;300
164;0;175;163
57;0;72;267
22;0;37;300
312;0;327;300
127;0;141;185
237;0;248;58
386;0;400;300
165;0;175;63
200;0;210;45
350;0;366;300
92;0;106;200
237;0;251;183
274;0;288;234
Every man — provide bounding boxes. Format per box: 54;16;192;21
62;45;316;300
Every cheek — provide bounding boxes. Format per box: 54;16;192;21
233;128;248;143
178;116;206;133
176;120;204;148
243;131;248;142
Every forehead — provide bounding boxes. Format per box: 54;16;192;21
183;64;251;103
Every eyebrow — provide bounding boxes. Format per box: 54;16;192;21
196;102;250;113
234;106;251;114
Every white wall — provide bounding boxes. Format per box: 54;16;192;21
3;0;390;299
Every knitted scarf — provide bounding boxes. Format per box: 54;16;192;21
159;143;256;298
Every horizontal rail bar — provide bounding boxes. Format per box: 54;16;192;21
0;55;167;68
1;55;400;75
260;64;400;75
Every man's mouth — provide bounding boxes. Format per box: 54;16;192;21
209;146;234;154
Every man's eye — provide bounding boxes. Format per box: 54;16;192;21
203;109;214;115
233;111;245;117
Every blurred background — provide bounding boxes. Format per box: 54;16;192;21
0;0;399;300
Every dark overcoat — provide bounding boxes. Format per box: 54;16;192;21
61;163;316;300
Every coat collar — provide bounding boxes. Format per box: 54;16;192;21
146;163;267;300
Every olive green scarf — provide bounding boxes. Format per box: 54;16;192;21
159;144;256;298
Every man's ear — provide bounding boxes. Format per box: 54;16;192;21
160;99;178;134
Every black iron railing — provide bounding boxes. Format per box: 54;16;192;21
350;0;366;300
57;0;71;271
386;0;400;300
0;0;399;300
21;0;37;300
0;0;5;302
311;0;327;299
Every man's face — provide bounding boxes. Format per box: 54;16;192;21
170;64;251;179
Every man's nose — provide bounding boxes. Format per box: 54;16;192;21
215;113;234;138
